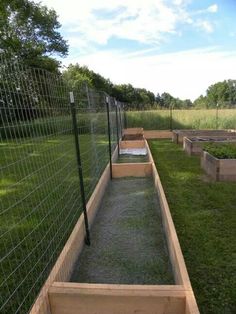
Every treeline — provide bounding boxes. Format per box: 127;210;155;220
62;64;193;110
62;64;156;109
63;65;236;110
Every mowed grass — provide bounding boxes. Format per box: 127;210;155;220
0;133;108;313
149;139;236;314
127;109;236;130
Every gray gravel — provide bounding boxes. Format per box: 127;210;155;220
70;177;174;284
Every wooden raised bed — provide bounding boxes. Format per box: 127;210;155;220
144;130;172;139
184;136;236;156
122;128;144;140
173;129;236;144
30;130;199;314
114;139;152;176
201;151;236;181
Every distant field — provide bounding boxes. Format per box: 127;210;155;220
126;109;236;130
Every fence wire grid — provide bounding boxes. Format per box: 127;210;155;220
0;57;125;313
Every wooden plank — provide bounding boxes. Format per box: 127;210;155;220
51;282;186;294
183;137;193;156
112;162;152;177
120;140;146;149
185;292;200;314
172;131;179;143
144;130;172;139
123;128;144;135
201;151;219;181
49;283;186;314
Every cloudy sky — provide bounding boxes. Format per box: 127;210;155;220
38;0;236;100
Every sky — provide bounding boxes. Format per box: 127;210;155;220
37;0;236;101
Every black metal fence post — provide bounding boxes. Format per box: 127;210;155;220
105;95;113;179
115;100;120;156
70;92;90;246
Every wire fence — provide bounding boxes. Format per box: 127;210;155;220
0;57;125;313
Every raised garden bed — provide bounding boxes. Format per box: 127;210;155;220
184;136;236;156
173;129;236;144
201;143;236;181
122;128;144;140
30;130;199;314
114;139;152;176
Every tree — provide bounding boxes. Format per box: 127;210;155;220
0;0;68;71
63;64;114;94
160;92;174;108
62;64;92;90
193;95;209;108
193;80;236;108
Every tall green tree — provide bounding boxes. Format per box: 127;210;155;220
63;64;113;93
0;0;68;71
206;80;236;107
194;80;236;108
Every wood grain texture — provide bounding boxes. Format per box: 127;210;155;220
144;130;173;139
112;162;152;177
49;283;186;314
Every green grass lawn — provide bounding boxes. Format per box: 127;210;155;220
0;133;109;313
127;109;236;130
149;139;236;314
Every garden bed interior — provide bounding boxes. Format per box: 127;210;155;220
31;129;199;314
183;136;236;156
173;129;236;144
70;176;174;285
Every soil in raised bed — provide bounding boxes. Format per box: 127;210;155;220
70;177;174;284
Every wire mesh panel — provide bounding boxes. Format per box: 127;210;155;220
0;57;85;313
117;101;125;138
0;58;84;313
0;57;125;313
108;97;118;154
76;85;110;201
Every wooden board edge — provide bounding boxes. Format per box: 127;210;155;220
144;130;173;139
112;162;152;177
145;140;200;314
